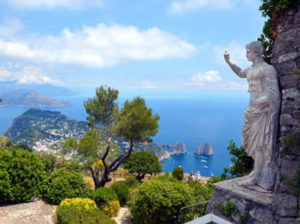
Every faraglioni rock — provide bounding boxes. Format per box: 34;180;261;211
171;142;186;154
194;145;203;155
203;143;213;155
194;143;213;155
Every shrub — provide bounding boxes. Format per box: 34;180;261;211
124;176;138;188
92;187;120;217
36;151;57;173
43;168;91;205
92;187;117;207
111;182;129;206
0;170;12;202
131;179;195;224
0;149;46;203
102;200;120;217
55;197;116;224
172;166;184;181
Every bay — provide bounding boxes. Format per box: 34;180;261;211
0;94;248;177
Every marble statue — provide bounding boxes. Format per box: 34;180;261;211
224;41;280;190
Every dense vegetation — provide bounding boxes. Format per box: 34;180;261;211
220;140;253;180
258;0;300;62
0;149;46;203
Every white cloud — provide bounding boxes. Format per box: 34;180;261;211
141;80;156;89
0;64;63;86
5;0;102;9
213;41;249;68
191;71;222;83
184;70;247;90
169;0;232;14
0;23;196;68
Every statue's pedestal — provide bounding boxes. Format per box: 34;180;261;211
206;177;276;224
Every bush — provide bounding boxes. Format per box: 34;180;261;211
36;151;57;173
0;149;46;203
92;187;117;207
92;187;120;217
131;179;195;224
172;167;184;181
55;198;116;224
124;176;138;188
102;200;120;217
111;182;129;206
43;168;91;205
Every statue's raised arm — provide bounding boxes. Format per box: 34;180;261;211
224;51;246;78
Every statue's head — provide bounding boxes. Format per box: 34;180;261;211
246;41;263;62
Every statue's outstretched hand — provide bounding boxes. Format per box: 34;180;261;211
224;51;230;64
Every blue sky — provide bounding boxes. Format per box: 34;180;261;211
0;0;265;97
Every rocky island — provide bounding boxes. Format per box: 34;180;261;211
171;141;187;154
194;143;213;155
4;108;88;150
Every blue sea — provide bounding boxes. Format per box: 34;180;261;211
0;93;248;177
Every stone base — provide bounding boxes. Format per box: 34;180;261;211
206;176;276;224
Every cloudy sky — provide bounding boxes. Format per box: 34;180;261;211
0;0;265;97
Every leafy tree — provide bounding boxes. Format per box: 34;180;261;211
77;130;120;188
221;140;253;179
172;166;184;181
84;86;159;188
123;150;162;182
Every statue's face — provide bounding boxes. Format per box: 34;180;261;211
246;48;256;62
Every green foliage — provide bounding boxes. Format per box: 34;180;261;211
123;150;162;182
258;0;300;62
113;97;160;143
188;181;211;201
285;163;300;196
61;137;78;155
111;182;129;206
55;198;116;224
43;168;91;205
124;176;139;188
172;166;184;181
0;149;46;203
221;140;253;179
92;187;118;208
282;133;300;150
84;86;118;132
36;151;57;173
101;200;120;217
155;172;179;182
217;201;237;216
77;130;120;167
0;170;12;202
131;179;195;224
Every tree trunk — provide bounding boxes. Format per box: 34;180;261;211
90;166;100;190
98;167;112;188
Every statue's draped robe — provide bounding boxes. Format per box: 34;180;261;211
241;63;280;190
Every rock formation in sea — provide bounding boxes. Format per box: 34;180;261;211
171;141;186;154
194;145;203;155
203;143;213;155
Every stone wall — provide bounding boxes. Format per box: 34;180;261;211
271;3;300;223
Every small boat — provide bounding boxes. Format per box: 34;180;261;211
203;166;208;168
200;159;207;163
